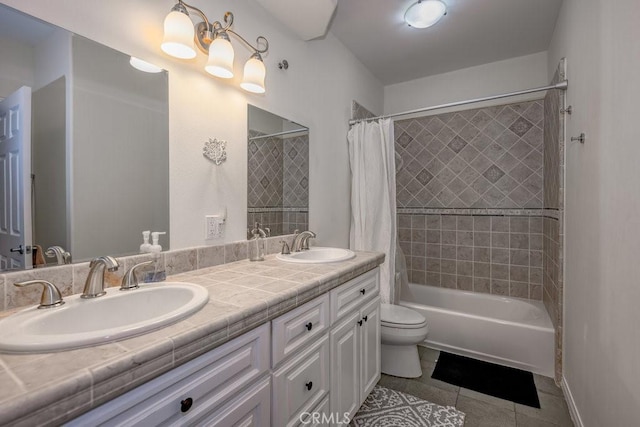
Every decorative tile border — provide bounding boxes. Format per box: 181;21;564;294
248;207;308;213
397;207;560;220
0;234;297;313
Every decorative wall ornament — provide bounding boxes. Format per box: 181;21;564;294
203;138;227;165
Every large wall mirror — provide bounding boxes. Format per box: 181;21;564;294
0;5;170;271
247;105;309;238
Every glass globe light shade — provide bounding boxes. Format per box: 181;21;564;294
240;55;266;94
205;37;235;78
404;0;447;29
161;10;196;59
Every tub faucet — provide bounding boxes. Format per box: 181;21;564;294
81;256;119;299
292;230;316;252
45;246;71;265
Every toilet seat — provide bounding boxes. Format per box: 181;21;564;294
381;303;427;329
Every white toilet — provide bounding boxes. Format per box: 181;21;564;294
380;303;429;378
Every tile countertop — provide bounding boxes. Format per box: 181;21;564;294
0;251;384;427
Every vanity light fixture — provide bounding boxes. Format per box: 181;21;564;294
404;0;447;29
161;0;269;93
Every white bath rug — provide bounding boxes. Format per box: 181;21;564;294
350;386;465;427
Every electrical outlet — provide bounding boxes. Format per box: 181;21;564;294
205;215;224;239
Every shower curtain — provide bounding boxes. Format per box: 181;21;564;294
347;119;397;304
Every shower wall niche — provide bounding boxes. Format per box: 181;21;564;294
395;100;548;300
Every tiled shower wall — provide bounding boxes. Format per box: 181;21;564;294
247;131;309;235
543;59;566;383
398;213;543;298
395;100;546;300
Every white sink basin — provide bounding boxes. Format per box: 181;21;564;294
0;282;209;353
276;247;355;264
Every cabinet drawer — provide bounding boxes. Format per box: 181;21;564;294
272;335;330;427
330;268;379;324
198;377;270;427
272;293;329;366
295;396;331;427
68;323;270;426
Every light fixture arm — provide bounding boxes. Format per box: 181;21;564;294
226;30;269;55
183;6;267;55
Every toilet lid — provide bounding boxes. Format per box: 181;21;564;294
380;303;426;327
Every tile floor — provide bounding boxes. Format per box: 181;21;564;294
377;347;574;427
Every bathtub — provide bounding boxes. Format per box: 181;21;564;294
400;283;554;377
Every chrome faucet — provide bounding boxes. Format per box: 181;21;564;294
81;256;119;299
292;230;316;252
120;261;153;291
250;222;268;238
45;246;71;265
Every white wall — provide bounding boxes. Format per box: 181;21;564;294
0;0;384;249
384;52;548;115
0;38;34;98
547;0;640;425
72;36;170;261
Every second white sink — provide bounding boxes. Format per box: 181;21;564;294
276;247;355;264
0;282;209;353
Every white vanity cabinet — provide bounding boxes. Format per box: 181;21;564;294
67;267;381;427
329;269;381;424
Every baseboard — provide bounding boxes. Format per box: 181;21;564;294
561;376;584;427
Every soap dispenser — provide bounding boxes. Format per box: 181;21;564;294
248;223;266;262
149;232;166;255
140;230;151;253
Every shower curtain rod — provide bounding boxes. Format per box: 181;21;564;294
248;128;308;141
349;80;568;125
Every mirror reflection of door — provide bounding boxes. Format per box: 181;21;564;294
0;86;33;270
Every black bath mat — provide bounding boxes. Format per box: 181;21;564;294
431;352;540;408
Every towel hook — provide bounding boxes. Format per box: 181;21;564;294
571;133;586;144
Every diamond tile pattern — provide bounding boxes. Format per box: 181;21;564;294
352;100;376;121
248;130;309;234
395;100;544;209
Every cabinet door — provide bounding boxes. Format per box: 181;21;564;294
359;297;381;402
329;311;361;424
272;336;330;427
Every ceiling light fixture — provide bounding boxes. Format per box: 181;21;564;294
404;0;447;29
161;0;269;93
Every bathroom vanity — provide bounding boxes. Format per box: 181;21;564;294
0;251;383;426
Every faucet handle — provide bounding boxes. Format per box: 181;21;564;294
280;240;291;255
121;261;153;291
14;280;65;309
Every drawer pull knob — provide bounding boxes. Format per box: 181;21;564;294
180;397;193;413
357;320;363;326
363;315;368;322
305;322;313;331
360;289;366;295
305;381;313;391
